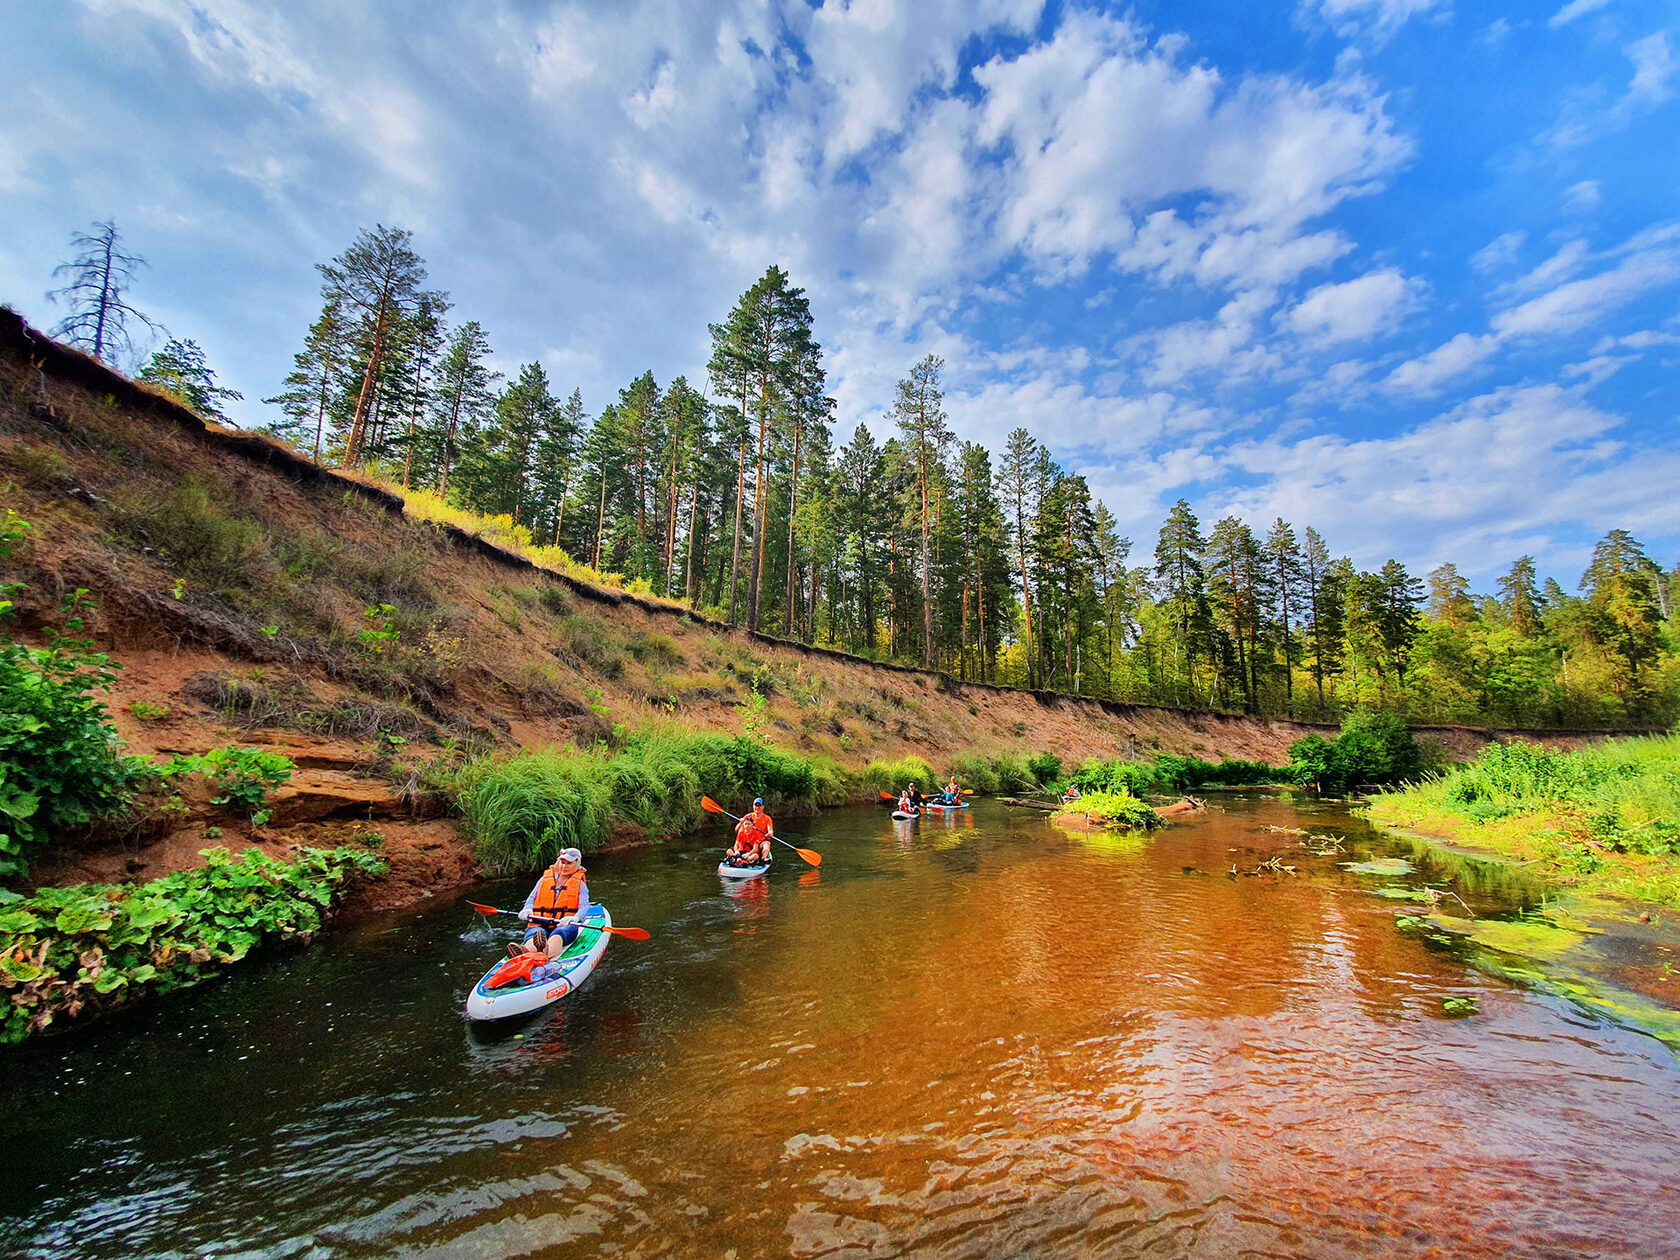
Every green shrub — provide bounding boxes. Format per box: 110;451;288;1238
163;746;295;812
990;752;1038;793
455;747;615;873
1054;789;1163;830
0;588;146;875
0;845;384;1042
947;752;1000;794
1027;752;1062;786
1289;710;1426;794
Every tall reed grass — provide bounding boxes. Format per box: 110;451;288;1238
454;728;822;873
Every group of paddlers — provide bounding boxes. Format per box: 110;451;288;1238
894;778;965;817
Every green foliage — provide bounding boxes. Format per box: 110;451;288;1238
0;586;146;875
455;729;821;874
1287;709;1427;794
118;477;266;588
1054;789;1163;830
164;746;295;812
1068;753;1289;796
0;845;384;1042
732;674;771;744
860;755;936;795
358;603;400;654
126;700;171;722
1390;734;1680;854
946;752;1000;793
1026;752;1062;786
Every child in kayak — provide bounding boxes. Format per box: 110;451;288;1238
727;798;773;866
896;789;918;816
517;847;589;956
941;777;961;805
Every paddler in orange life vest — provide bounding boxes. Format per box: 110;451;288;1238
517;847;589;957
728;798;773;866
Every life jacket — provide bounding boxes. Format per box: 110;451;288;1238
734;815;770;850
532;866;585;919
487;952;544;989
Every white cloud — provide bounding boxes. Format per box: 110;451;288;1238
1624;31;1678;109
1470;230;1525;275
1493;239;1680;338
1384;332;1499;394
1305;0;1450;43
1549;0;1610;28
1562;180;1602;213
1282;267;1421;345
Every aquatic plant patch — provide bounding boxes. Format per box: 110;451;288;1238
0;845;385;1043
1053;789;1163;831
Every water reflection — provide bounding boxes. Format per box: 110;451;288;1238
2;797;1678;1258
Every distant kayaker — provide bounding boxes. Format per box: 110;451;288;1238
896;789;917;816
942;777;960;805
907;783;925;811
518;848;589;957
728;798;773;865
1063;784;1081;803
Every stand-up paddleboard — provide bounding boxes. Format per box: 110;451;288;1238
718;856;771;878
926;801;969;812
465;905;611;1021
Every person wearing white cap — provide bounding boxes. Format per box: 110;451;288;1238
516;847;590;958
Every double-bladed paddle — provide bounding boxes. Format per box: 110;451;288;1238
465;900;651;939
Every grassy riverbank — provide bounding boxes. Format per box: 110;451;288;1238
1366;735;1680;909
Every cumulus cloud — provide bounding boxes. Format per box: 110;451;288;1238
1281;267;1422;345
1549;0;1611;27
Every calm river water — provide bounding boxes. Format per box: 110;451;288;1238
3;796;1679;1258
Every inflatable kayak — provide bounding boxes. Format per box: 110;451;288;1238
926;801;968;812
718;857;771;878
464;904;612;1021
891;810;920;821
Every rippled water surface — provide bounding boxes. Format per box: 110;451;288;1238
5;797;1680;1258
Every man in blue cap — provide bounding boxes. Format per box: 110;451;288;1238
727;798;774;866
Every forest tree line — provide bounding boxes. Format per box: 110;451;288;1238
45;221;1680;728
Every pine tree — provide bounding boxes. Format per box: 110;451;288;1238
997;429;1043;689
892;355;953;669
1497;556;1543;636
1155;500;1209;703
428;321;499;499
264;302;349;462
139;338;243;422
315;225;429;466
1263;519;1304;715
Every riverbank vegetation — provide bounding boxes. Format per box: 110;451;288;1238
236;225;1678;728
0;845;384;1042
1367;735;1680;908
1052;790;1163;830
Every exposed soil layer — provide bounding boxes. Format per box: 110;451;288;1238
0;310;1628;912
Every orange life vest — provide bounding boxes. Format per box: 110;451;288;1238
532;866;585;919
734;813;770;849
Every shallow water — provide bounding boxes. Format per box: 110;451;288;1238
4;797;1679;1258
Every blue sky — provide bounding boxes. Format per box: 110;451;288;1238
3;0;1677;585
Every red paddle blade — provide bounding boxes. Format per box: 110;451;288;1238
879;790;895;800
607;925;651;940
466;900;502;916
701;796;725;813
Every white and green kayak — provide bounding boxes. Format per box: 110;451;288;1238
464;904;612;1021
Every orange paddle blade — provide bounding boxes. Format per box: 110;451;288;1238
795;847;822;867
701;795;725;813
879;790;895;800
466;900;503;916
603;925;651;940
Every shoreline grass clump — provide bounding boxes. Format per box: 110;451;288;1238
456;729;823;874
1367;734;1680;908
1053;789;1163;830
0;845;385;1042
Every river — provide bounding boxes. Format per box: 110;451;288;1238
3;796;1678;1258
